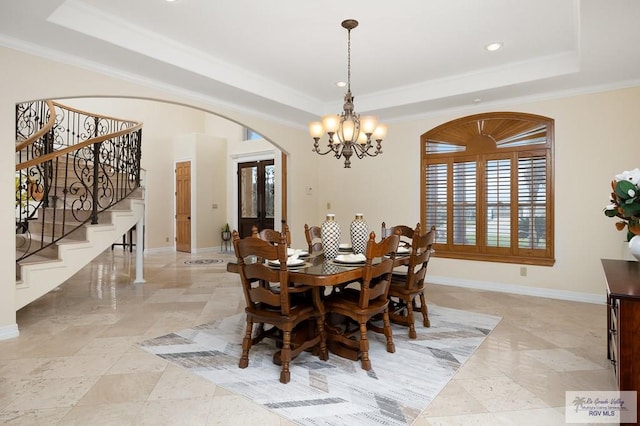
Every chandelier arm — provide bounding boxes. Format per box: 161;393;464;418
351;142;368;159
312;137;343;156
352;141;383;158
375;139;383;154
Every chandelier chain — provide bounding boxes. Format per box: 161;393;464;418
347;27;351;93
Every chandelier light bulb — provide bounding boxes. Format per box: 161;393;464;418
361;116;378;135
357;132;368;144
339;119;356;143
373;124;387;140
309;122;324;139
321;115;340;133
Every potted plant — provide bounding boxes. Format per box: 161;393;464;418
604;168;640;260
221;223;231;241
604;168;640;240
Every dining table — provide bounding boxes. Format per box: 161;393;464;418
226;245;412;362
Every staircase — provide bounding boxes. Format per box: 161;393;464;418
15;100;144;310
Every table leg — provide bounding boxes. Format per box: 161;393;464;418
312;287;329;360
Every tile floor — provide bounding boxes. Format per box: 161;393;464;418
0;249;617;425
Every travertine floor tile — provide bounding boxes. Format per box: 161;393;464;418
59;402;142;426
0;249;617;425
76;372;161;405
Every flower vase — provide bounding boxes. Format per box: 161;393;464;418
629;235;640;261
350;213;368;255
321;214;341;259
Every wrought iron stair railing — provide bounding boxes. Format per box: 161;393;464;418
15;100;143;262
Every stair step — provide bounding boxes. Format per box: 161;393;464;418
16;207;136;262
15;200;144;309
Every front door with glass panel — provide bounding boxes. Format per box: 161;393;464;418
237;160;275;238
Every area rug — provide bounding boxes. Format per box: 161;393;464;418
139;305;501;425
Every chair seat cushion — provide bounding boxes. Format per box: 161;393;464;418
324;287;388;314
247;302;315;323
389;280;424;294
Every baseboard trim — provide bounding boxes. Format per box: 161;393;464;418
143;246;235;255
0;323;19;341
428;275;605;305
191;246;225;254
143;246;175;254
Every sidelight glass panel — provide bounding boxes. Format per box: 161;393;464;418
240;166;258;218
264;164;275;219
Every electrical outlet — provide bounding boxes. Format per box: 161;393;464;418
327;202;331;210
520;266;527;277
165;237;169;242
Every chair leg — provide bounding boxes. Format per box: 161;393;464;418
383;310;395;353
239;317;253;368
280;330;291;384
358;322;371;371
419;293;430;327
406;297;417;339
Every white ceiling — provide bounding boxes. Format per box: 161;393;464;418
1;0;639;127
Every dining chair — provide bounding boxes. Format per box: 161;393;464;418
232;230;324;383
253;224;292;246
323;231;400;371
387;224;436;338
304;224;323;254
381;221;415;251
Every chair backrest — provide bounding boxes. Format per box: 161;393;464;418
253;224;292;246
381;222;416;248
357;231;400;309
381;222;421;265
232;230;293;315
402;224;436;291
304;224;323;254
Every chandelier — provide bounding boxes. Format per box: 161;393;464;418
308;19;387;168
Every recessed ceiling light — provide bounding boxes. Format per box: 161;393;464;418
473;98;481;103
485;42;503;52
336;81;347;88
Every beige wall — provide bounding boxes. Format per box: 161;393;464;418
172;133;228;251
62;98;211;249
315;87;640;299
3;44;639;337
1;46;316;335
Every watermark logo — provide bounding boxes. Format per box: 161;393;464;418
566;391;637;423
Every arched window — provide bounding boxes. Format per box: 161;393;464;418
421;112;554;266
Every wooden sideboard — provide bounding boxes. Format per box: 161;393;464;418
602;259;640;397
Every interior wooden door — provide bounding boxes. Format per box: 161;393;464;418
237;160;275;238
175;161;191;252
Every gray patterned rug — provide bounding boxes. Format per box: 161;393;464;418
139;305;501;425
